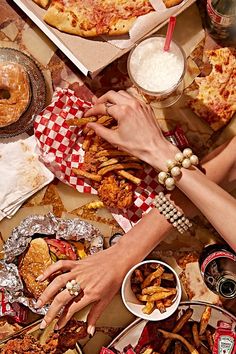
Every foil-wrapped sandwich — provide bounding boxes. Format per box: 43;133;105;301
0;213;103;314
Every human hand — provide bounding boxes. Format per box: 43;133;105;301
35;245;130;336
85;90;178;171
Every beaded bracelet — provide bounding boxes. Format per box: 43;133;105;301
158;148;199;191
153;192;192;234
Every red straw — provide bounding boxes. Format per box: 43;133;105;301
164;16;176;51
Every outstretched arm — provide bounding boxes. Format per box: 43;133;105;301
115;137;236;268
86;91;236;249
36;92;236;335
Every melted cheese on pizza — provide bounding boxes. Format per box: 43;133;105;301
44;0;154;35
188;47;236;131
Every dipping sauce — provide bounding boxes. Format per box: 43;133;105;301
128;36;186;95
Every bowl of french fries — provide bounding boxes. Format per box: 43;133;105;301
121;260;181;321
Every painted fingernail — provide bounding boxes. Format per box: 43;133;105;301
87;325;95;337
36;275;44;282
39;319;47;330
35;299;43;309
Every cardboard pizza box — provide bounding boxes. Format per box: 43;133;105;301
13;0;196;77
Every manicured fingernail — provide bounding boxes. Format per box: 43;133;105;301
36;275;43;282
54;324;59;331
87;325;95;337
35;299;43;309
39;320;47;330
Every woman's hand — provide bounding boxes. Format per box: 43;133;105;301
35;245;132;336
85;90;178;171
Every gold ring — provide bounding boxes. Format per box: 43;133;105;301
66;279;81;296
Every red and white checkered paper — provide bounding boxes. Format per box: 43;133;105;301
34;88;162;232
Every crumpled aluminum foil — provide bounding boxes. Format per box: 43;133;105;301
1;212;103;315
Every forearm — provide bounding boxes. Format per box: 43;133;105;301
116;138;236;267
176;168;236;250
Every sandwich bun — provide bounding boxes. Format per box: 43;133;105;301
18;238;52;299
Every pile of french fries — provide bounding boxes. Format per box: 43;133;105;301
67;115;144;209
138;306;213;354
131;263;177;315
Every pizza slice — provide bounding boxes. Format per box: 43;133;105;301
32;0;50;8
163;0;184;7
186;47;236;131
43;0;154;37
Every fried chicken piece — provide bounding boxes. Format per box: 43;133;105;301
1;335;44;353
98;175;133;209
83;150;98;173
43;319;87;354
1;320;87;354
0;318;22;340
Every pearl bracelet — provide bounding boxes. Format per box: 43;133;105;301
158;148;199;191
153;192;192;234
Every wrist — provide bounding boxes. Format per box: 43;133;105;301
106;242;136;275
111;238;142;272
146;140;180;171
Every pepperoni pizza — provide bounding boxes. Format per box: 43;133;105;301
32;0;184;37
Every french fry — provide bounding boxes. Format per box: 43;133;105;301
100;142;113;150
160;308;193;353
156;301;166;314
72;168;102;182
205;329;213;351
199;335;207;341
146;289;176;302
174;342;182;354
99;158;119;168
163;298;173;307
142;286;174;295
67;116;97;126
97;156;109;162
161;273;175;281
122;156;142;163
149;263;161;270
137;294;149;302
173;308;194;332
98;162;143;176
199;307;211;335
141;265;165;289
153;277;162;286
142;301;155;314
96;149;131;158
132;263;179;316
97;115;114;126
84;200;104;210
86;128;95;136
192;322;201;348
85;116;113;136
158;330;200;354
90;144;99;152
199;346;211;354
142;349;154;354
139;263;152;275
131;284;141;294
83;136;92;151
132;269;144;284
148;289;176;301
117;170;141;185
